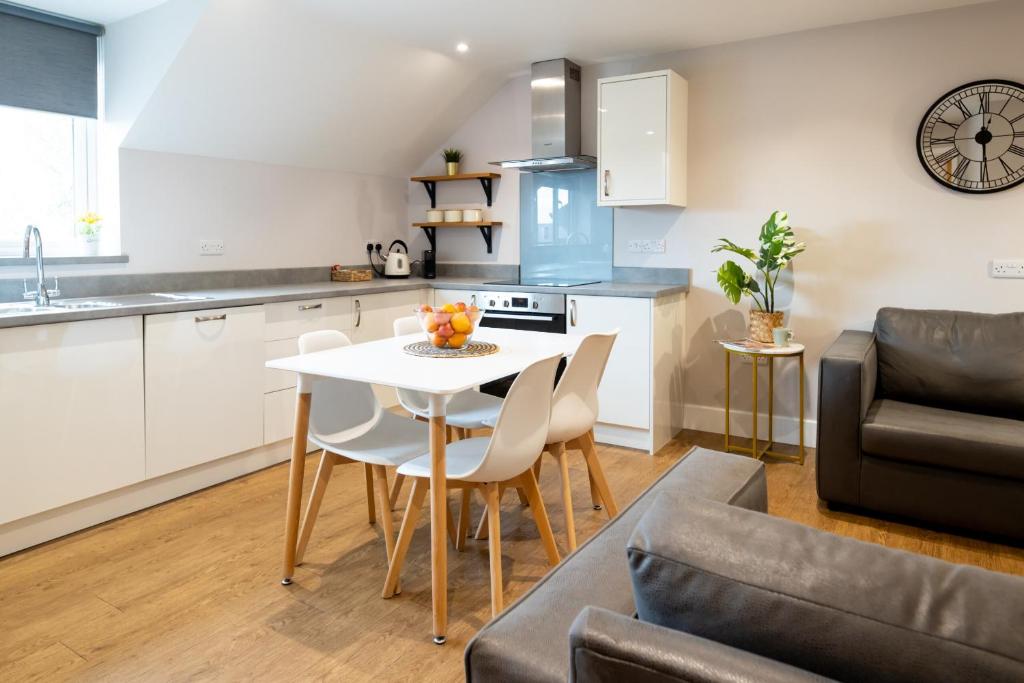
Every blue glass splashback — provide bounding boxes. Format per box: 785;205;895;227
519;169;613;283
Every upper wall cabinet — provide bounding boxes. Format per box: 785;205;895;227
597;69;687;207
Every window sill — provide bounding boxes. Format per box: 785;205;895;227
0;254;129;267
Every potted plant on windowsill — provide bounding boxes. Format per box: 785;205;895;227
712;210;805;343
442;147;462;176
77;212;103;256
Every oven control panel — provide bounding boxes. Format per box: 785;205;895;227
474;290;565;315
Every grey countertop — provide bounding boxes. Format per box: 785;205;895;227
0;277;688;329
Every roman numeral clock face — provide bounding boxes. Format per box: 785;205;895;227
917;79;1024;193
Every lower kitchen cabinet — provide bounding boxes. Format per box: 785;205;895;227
567;293;685;453
145;306;266;478
0;316;146;524
351;289;427;406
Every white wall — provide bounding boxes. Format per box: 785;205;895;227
407;75;530;264
575;0;1024;437
117;149;408;273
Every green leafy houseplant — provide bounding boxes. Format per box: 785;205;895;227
441;148;463;163
711;210;805;313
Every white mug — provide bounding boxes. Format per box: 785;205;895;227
772;327;794;347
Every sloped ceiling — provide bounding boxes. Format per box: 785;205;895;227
115;0;993;177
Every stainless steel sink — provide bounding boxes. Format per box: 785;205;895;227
51;300;123;310
0;303;57;316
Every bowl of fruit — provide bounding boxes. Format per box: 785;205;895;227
416;301;484;349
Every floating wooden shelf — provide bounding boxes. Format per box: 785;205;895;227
411;172;501;208
413;221;502;254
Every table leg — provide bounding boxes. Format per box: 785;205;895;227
281;390;311;585
751;354;759;459
724;350;731;452
799;352;806;465
428;394;449;644
767;357;774;448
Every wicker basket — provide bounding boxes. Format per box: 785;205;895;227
331;268;374;282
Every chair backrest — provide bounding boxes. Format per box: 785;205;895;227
298;330;382;443
392;316;430;415
467;353;562;483
547;331;618;443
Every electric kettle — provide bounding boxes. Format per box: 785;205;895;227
384;240;411;279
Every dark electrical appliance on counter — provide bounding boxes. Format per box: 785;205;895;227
476;290;567;397
422;249;436;279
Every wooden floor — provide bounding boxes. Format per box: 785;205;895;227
1;430;1021;682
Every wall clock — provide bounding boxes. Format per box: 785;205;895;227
917;79;1024;193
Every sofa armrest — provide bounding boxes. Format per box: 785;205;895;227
816;329;876;506
569;607;831;683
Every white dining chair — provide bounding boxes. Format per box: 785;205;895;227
291;329;431;582
382;353;563;616
477;331;620;552
389;315;504;507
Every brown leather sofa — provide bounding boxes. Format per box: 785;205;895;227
816;307;1024;540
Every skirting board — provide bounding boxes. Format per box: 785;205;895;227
593;423;653;453
683;403;817;447
0;441;292;557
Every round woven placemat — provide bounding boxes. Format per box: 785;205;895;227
403;340;500;358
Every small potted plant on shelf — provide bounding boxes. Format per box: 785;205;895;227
77;212;103;256
711;210;805;343
442;147;462;176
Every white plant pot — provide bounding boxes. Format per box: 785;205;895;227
443;209;463;223
426;209;444;222
462;209;482;222
81;236;100;257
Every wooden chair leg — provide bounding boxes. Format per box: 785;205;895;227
389;474;406;510
371;465;400;593
587;469;603;510
580;430;618;518
456;488;472;551
382;477;428;598
533;455;543;481
295;451;336;564
446;495;458;547
518;470;561;566
551;442;577;551
483;482;503;616
364;463;376;525
515;487;530;506
474;505;489;540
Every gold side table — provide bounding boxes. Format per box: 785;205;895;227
719;341;805;465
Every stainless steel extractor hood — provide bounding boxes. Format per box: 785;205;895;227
494;58;596;172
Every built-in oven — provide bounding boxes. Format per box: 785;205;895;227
475;290;567;397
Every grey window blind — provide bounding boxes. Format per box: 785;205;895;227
0;2;103;118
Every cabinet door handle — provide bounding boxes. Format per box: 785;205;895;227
569;299;577;327
297;303;322;311
354;299;361;327
195;314;227;323
603;170;610;197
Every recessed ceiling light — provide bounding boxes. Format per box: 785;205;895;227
456;42;469;53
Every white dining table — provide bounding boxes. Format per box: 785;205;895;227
266;326;581;643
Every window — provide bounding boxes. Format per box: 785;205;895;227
0;105;97;257
0;4;104;258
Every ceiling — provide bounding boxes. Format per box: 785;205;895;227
14;0;170;24
15;0;998;177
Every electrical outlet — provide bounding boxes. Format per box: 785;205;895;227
990;259;1024;278
200;239;224;255
626;239;667;253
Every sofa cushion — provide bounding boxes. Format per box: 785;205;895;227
628;495;1024;683
464;448;766;683
862;399;1024;481
874;307;1024;419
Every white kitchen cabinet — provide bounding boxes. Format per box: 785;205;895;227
264;296;352;341
432;288;480;309
567;293;686;453
350;289;427;407
597;69;687;207
145;306;265;477
0;317;146;524
568;295;651;430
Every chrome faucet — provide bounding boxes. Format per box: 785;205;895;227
22;225;59;306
